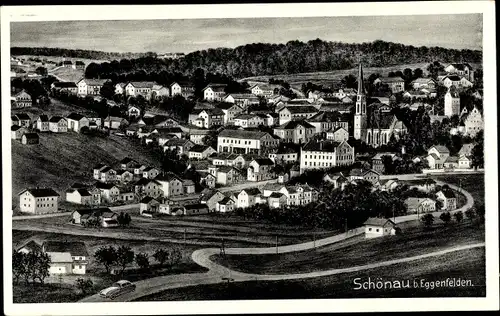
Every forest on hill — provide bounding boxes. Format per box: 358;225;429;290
11;46;146;60
14;39;481;80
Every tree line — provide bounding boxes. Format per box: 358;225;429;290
12;46;145;60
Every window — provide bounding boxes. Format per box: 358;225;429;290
369;228;372;231
376;229;379;232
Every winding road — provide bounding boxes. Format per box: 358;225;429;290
78;173;480;302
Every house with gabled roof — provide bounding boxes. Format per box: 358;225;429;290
444;63;474;82
13;113;31;127
203;84;228;101
12;90;32;108
363;218;397;238
51;81;78;94
66;113;90;132
426;145;450;169
300;140;355;174
306;110;349;136
249;83;281;96
142;166;160;179
373;77;405;93
36;115;50;132
11;125;26;140
411;78;437;90
133;178;163;199
17;240;42;254
124;81;157;99
77;78;109;95
154;172;183;198
19;188;60;214
404;197;436;214
237;188;262;209
216;196;236;213
278;106;318;125
234;113;267;128
49;116;68;133
164;138;195;156
170;81;195;98
323;172;348;190
217;129;279;155
326;126;349;142
199;188;225;211
223;93;260;109
95;182;120;203
436;189;457;211
104;116;128;130
66;188;96;206
140;196;160;215
247;158;275;182
273;120;316;144
188;145;217;160
42;241;89;274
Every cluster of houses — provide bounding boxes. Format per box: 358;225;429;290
425;144;475;170
17;240;90;275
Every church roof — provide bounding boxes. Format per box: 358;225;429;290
366;112;397;129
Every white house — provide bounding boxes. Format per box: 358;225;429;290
300;140;355;174
49;116;68;133
19;188;59;214
66;113;90;132
444;89;460;117
203;84;227;101
42;241;89;275
363;218;397;239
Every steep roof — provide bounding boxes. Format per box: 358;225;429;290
43;241;89;257
189;144;212;153
203;83;227;92
66;113;86;121
11;125;22;131
366;112;398;130
140;196;158;204
95;182;117;190
443;75;462;81
252;158;275;166
430;145;450;154
79;78;108;86
37;115;49;122
49;116;65;123
241;188;261;196
307;111;345;123
53;81;77;88
438;190;456;199
15;113;31;120
302;140;342;152
128;81;157;88
357;63;365;94
280;106;318;114
19;188;59;197
277;120;315;129
449;63;473;71
155;172;182;182
17;240;42;253
377;76;404;83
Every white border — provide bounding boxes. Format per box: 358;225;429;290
2;2;498;315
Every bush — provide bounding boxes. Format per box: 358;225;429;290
135;253;150;271
454;211;464;223
75;278;93;295
421;213;435;228
439;212;451;225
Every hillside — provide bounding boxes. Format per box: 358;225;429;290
11;132;162;208
49;66;84;83
11;47;144;60
81;39;482;81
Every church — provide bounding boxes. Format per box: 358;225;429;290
353;64;407;147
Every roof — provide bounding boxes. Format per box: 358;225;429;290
443;75;462;81
200;188;222;201
445;156;459;163
269;192;285;198
240;188;261;196
165;138;192;146
252;158;274;166
79;78;109;86
363;217;396;227
37;115;49;122
438;190;456;199
14;113;31;120
430;145;450;154
201;108;225;116
155;172;182;182
53;81;77;88
141;196;158;204
128;81;157;88
19;188;59;197
203;83;227;92
43;241;89;257
184;203;209;210
218;197;234;205
366;112;398;129
215;102;241;110
411;78;435;84
448;63;473;71
279;106;318;114
66;113;86;121
307;111;346;123
234;113;263;120
17;240;42;253
49;116;65;123
302;140;342;152
376;76;405;83
277;120;315;130
189;144;213;153
218;129;270;140
182;179;195;186
73;188;91;196
95;182;117;190
11;125;22;131
405;197;435;209
46;252;73;263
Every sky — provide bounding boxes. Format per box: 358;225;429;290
10;14;482;54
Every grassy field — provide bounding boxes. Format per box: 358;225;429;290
431;173;485;207
49;66;85;82
239;63;430;88
13;282;88;303
211;222;484;275
11;131;161;208
11;97;98;118
137;247;485;301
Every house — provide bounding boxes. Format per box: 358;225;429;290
277;172;289;184
170;82;195;98
51;82;78;94
237;188;262;209
125;81;157;99
268;144;300;164
411;78;437;89
203;84;228;101
444;63;475;82
444;88;460;117
19;188;59;214
95;182;121;203
458;143;475;157
326;127;349;142
247;158;275;182
199;189;225;211
155;172;183;197
13;113;31;127
49;116;68;133
403;90;429;100
182;179;196;195
442;75;472;88
348;168;380;185
458;155;472;169
67;187;100;206
151;84;169;99
133;164;148;175
116;170;134;183
134;178;163;199
373;77;405;93
404;197;436;214
305;111;349;134
278;106;318;125
217;130;279;155
462;106;483;137
273;120;316;144
127;105;141;118
115;83;127;95
300;140;355;174
379;179;400;192
12;90;32;107
99;166;117;183
189;129;212;145
164;138;196;156
104;116;129;130
142;167;160;179
223;93;260;109
120;157;138;170
234;114;267;128
323;172;348;190
75;61;85;70
209;165;243;186
363;218;397;238
77;78;109;95
17;240;42;254
199;172;216;189
36;115;50;132
194;108;224;128
140;196;160;215
183;204;210;215
249;83;280;96
71;208;117;226
66;113;90;132
436;190;457;211
267;192;287;208
426;145;450;169
443;156;459;169
216;197;236;213
11;125;26;140
42;241;89;274
188;145;217;160
370;152;398;174
408;178;436;192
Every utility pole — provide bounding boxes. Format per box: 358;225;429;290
344;218;348;235
313;231;316;249
183;228;186;249
275;235;278;254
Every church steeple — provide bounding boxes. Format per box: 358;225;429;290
357;63;365;95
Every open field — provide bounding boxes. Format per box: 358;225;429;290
431;173;485;207
211;222;484;275
137;247;485;301
11;131;161;208
14;54;111;66
49;66;85;82
239;63;430;88
11;97;98;118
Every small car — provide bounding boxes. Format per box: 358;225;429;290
99;280;136;299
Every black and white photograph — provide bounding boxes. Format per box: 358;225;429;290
2;2;498;315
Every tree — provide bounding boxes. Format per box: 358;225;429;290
94;246;117;274
421;213;434;228
168;247;182;268
25;251;51;284
100;81;116;99
439;212;451;225
454;211;464;223
12;251;26;284
465;208;476;221
116;246;135;275
475;203;485;223
135;253;150;271
153;248;169;267
341;74;357;89
76;278;94;295
117;212;132;227
35;66;48;76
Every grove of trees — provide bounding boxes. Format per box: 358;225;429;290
12;250;51;285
